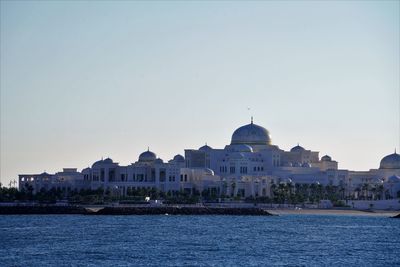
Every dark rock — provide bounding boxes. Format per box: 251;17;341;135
90;206;273;216
0;205;274;216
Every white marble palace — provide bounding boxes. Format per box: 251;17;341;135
18;119;400;199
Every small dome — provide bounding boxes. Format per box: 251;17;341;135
231;144;253;152
92;158;114;168
92;159;104;168
155;158;164;164
173;154;185;162
291;144;305;152
103;158;113;164
231;120;271;146
380;152;400;169
387;175;400;183
302;162;311;168
199;144;212;152
203;168;214;176
321;155;332;162
139;149;157;162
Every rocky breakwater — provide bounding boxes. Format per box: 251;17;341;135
86;206;274;216
0;205;274;216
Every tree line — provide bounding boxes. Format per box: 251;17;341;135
0;182;397;205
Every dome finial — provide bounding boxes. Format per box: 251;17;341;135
147;146;149;151
251;116;253;124
395;148;397;154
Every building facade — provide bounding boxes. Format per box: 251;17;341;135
18;120;400;199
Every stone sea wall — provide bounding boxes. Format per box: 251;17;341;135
0;205;273;216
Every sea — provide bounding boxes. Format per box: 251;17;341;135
0;214;399;266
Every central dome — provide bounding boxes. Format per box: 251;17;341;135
139;149;157;162
291;145;305;152
231;120;271;145
380;151;400;169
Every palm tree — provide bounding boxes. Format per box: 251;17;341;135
354;187;361;200
376;184;384;200
270;182;276;198
221;179;228;197
362;183;369;200
316;184;323;202
276;183;287;204
370;186;377;200
287;182;295;205
309;183;317;203
231;182;236;197
339;186;345;200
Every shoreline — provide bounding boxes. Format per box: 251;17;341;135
0;204;398;217
0;205;274;216
265;208;399;217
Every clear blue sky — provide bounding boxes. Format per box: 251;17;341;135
1;1;399;186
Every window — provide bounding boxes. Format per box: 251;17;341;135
109;169;115;182
159;169;166;182
137;174;144;182
230;167;235;174
240;166;247;173
100;169;105;182
240;167;247;174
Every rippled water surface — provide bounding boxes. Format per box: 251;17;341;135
1;214;399;266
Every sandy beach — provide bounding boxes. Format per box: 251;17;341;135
266;208;400;217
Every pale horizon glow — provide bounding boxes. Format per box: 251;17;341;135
1;1;399;186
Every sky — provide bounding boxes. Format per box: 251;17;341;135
1;1;399;187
